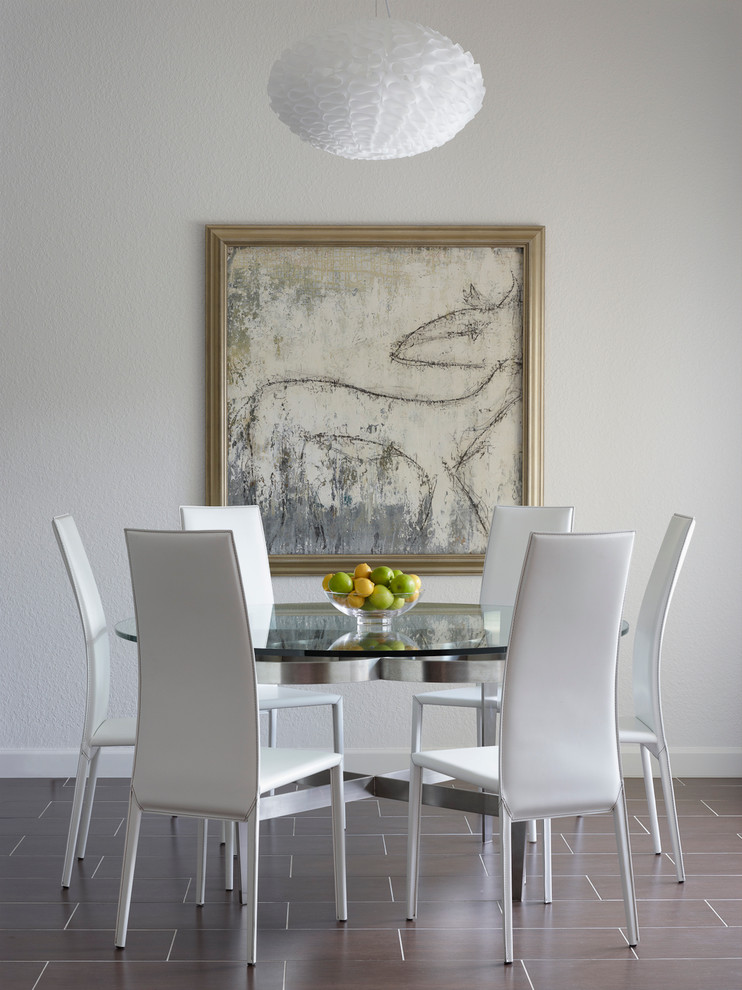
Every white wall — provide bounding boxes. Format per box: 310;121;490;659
2;0;740;777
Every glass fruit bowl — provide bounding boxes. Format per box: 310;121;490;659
324;588;422;627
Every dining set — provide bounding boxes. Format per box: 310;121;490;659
52;504;695;967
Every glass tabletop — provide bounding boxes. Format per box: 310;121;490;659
116;602;513;657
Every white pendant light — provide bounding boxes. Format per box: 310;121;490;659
267;18;485;161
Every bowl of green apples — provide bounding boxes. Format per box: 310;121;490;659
323;563;422;627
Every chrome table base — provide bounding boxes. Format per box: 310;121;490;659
261;768;527;901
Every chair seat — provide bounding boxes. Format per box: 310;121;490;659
414;686;501;708
413;745;499;790
618;715;658;746
89;717;137;748
260;747;342;793
258;685;341;709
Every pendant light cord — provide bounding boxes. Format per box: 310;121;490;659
374;0;392;16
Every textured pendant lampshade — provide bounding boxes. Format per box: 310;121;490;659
267;19;485;160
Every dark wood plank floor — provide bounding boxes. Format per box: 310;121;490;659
1;775;740;989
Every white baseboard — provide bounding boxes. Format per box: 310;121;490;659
0;748;135;778
1;746;740;779
619;745;742;778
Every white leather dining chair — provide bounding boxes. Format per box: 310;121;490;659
55;514;217;894
619;513;695;881
180;505;345;880
411;505;574;845
53;514;137;889
406;531;639;964
115;529;347;965
179;505;343;754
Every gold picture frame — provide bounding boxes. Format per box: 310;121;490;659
206;224;544;576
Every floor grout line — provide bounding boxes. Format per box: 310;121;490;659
520;958;536;989
704;899;730;926
584;874;603;900
30;960;49;990
633;814;650;835
8;835;25;856
559;834;574;854
165;929;177;961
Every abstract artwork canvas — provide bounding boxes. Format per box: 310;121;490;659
206;226;544;575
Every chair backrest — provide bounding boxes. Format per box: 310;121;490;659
52;514;111;747
498;531;634;822
125;529;260;820
632;514;695;736
480;505;575;606
179;505;274;605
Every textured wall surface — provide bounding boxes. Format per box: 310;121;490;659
1;0;740;774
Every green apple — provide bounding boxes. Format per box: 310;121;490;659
390;572;416;595
328;571;353;594
366;584;395;610
369;565;394;586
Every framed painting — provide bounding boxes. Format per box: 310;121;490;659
205;225;544;576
